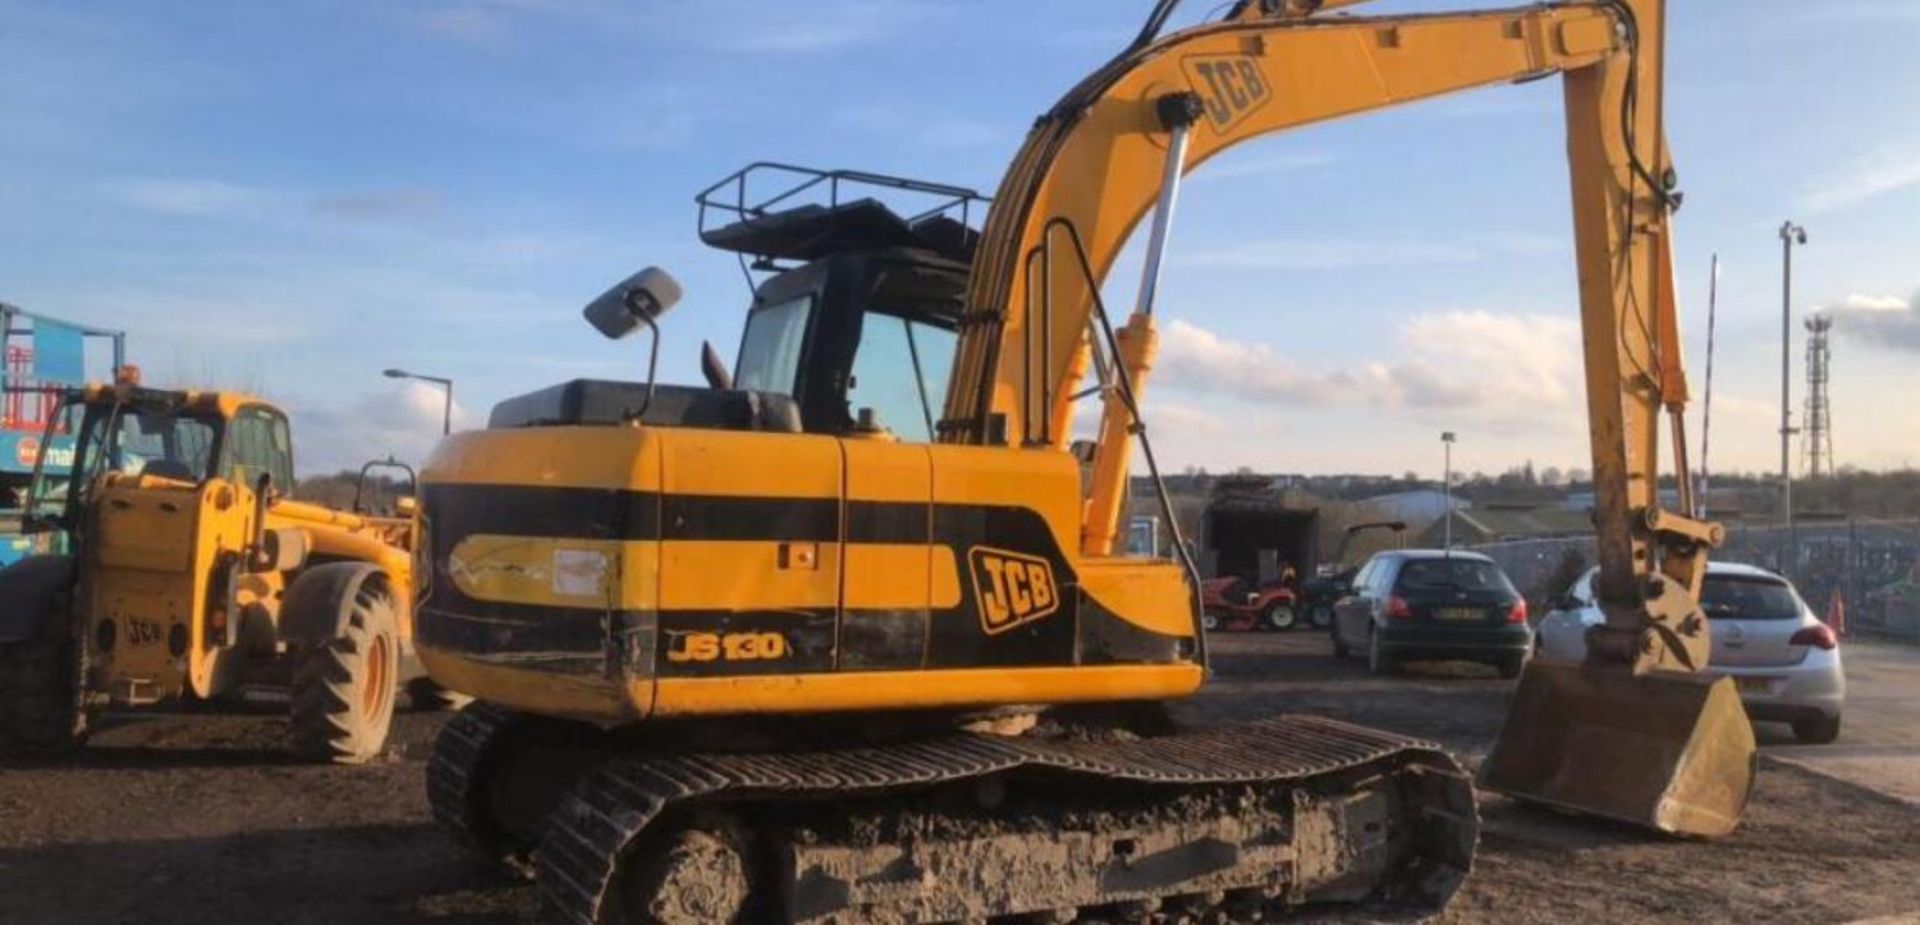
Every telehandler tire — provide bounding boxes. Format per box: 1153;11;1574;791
0;555;85;757
289;579;399;764
0;618;86;757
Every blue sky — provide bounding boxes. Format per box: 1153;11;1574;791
4;0;1917;478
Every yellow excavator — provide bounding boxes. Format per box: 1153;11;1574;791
417;0;1752;920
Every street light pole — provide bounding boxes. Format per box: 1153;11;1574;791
1778;222;1807;577
1441;431;1456;550
383;368;453;436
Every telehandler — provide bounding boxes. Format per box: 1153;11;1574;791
417;0;1751;921
0;375;445;763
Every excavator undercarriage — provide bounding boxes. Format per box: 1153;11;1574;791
433;705;1475;924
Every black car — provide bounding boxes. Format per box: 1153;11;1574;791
1330;549;1532;678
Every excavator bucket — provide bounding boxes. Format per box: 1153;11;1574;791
1479;659;1756;836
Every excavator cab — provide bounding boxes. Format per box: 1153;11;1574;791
697;163;981;441
490;165;981;444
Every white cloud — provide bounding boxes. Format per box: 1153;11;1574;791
311;189;441;222
1822;291;1920;352
292;381;475;475
830;106;1008;150
99;177;458;227
1827;293;1908;313
411;7;514;47
1798;152;1920;213
1178;232;1565;272
96;178;267;217
1705;393;1777;423
1180;239;1479;271
401;0;934;55
1156;311;1580;419
1397;311;1579;409
1800;2;1920;23
1189;150;1337;182
1155;319;1345;405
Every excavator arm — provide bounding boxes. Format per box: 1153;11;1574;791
941;0;1755;835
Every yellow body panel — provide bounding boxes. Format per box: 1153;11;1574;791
1077;558;1196;639
427;424;660;490
659;541;841;609
417;422;1202;722
845;544;961;611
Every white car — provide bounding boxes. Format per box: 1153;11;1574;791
1535;562;1845;744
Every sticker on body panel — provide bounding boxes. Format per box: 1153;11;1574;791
969;546;1060;635
552;548;609;598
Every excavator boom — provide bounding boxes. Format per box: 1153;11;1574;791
937;0;1752;833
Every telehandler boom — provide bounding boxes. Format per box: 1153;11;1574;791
417;1;1751;921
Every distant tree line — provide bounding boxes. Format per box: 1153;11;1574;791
1169;464;1920;519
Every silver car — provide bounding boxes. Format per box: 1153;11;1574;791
1535;562;1845;744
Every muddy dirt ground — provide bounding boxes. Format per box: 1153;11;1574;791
2;633;1916;924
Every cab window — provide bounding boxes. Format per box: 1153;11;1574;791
845;310;956;442
111;410;217;483
734;295;813;398
224;406;294;491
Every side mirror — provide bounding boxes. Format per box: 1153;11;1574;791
583;267;683;340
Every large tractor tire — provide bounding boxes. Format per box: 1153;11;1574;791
289;576;400;764
0;557;85;756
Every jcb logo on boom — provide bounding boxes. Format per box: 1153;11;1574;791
969;547;1060;635
1181;55;1269;132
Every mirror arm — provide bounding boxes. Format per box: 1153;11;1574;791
630;305;662;421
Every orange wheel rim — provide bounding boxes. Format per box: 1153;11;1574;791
365;635;389;715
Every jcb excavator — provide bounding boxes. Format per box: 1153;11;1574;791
417;0;1752;921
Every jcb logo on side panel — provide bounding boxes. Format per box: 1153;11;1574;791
1181;55;1269;132
969;547;1060;635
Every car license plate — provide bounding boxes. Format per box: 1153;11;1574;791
1734;676;1774;694
1436;607;1483;623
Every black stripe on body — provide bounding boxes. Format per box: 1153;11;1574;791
422;484;656;541
419;483;1188;681
846;501;929;544
664;495;840;542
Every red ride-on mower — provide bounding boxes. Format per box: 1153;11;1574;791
1201;576;1301;631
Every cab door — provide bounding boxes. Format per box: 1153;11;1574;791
839;439;935;670
654;428;844;677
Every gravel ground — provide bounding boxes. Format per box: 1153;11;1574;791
1;632;1915;924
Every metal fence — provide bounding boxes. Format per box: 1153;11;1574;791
1474;518;1920;636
